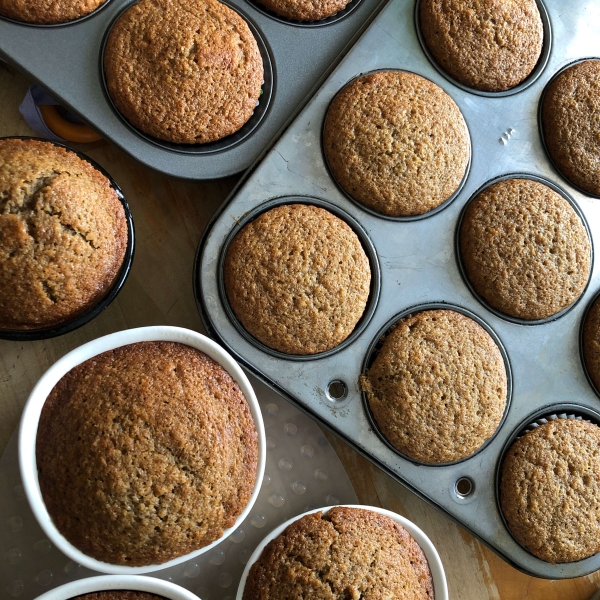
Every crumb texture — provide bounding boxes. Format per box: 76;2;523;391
361;309;507;463
36;341;259;566
583;295;600;392
75;592;166;600
0;0;106;23
542;60;600;196
256;0;349;21
104;0;263;144
0;139;127;330
224;204;371;355
459;178;590;320
243;507;434;599
323;71;469;217
500;419;600;563
420;0;543;91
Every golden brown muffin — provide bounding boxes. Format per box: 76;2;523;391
500;419;600;563
323;71;469;217
419;0;544;92
582;294;600;392
0;138;127;331
103;0;263;144
541;60;600;196
256;0;349;21
36;341;259;567
361;309;507;464
243;507;434;599
224;204;371;355
75;593;165;600
459;178;591;321
0;0;107;24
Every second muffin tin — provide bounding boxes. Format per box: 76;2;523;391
195;0;600;579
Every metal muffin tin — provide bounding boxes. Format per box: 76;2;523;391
0;0;389;179
195;0;600;578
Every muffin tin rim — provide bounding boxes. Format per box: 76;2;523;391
360;301;514;468
0;135;135;342
18;326;267;575
98;0;275;156
494;403;600;566
537;56;600;200
414;0;553;98
0;0;115;28
320;66;473;222
215;194;382;362
454;171;595;327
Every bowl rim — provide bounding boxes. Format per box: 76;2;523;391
235;504;448;600
33;575;201;600
19;326;266;575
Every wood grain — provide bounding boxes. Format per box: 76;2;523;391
0;62;598;599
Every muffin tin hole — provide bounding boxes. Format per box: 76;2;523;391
414;0;552;98
455;477;474;499
580;287;600;400
243;0;364;27
326;380;348;402
455;172;594;327
0;0;114;28
214;196;381;362
99;0;274;156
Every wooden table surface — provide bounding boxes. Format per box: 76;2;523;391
1;62;599;600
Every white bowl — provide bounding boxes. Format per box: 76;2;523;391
236;504;448;600
33;575;201;600
19;326;266;575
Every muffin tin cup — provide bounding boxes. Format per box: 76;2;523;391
99;0;275;156
361;301;513;467
0;0;114;28
454;172;594;326
235;504;449;600
18;326;267;575
537;57;600;199
33;575;201;600
414;0;553;98
494;404;600;566
580;287;600;399
244;0;364;27
321;67;473;222
0;136;135;342
216;195;381;362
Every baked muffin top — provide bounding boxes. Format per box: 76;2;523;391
243;507;434;599
74;593;165;600
36;341;258;566
323;71;469;217
419;0;544;92
0;0;107;24
459;178;591;321
582;294;600;393
224;204;371;355
361;309;507;464
103;0;263;144
256;0;349;21
541;59;600;196
500;418;600;563
0;138;127;331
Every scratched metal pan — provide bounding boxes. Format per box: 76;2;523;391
195;0;600;578
0;0;389;179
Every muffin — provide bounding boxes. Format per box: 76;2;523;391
500;418;600;563
459;178;591;321
36;341;259;566
224;204;371;355
243;507;434;599
541;59;600;196
419;0;544;92
0;138;128;331
256;0;349;21
0;0;107;24
323;71;469;217
74;594;164;600
361;309;507;463
103;0;263;144
582;293;600;392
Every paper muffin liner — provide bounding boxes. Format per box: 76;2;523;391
495;403;600;564
414;0;553;98
99;0;273;156
360;301;513;467
454;172;594;327
216;195;381;362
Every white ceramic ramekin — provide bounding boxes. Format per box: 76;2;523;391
33;575;200;600
236;504;449;600
19;326;266;575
